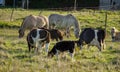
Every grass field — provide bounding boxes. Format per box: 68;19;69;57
0;8;120;72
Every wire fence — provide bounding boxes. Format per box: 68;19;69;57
0;6;120;38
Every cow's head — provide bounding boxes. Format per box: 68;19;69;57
48;51;54;58
111;27;116;41
77;40;83;50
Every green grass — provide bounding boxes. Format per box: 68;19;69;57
0;8;120;72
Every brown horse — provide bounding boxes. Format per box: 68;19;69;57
18;15;49;38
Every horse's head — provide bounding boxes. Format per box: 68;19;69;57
18;28;25;38
74;28;80;38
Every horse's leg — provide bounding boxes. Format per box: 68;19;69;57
66;27;70;38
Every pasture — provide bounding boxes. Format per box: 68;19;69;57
0;8;120;72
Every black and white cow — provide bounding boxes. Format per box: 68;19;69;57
27;28;51;53
78;28;106;51
48;41;78;60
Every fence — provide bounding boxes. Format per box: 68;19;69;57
0;7;120;38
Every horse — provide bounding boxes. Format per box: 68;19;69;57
48;14;80;38
18;15;49;38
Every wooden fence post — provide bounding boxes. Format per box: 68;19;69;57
10;0;15;21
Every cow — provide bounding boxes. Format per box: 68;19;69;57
26;28;51;54
47;29;64;41
111;27;120;41
48;41;78;61
78;28;106;51
39;27;64;41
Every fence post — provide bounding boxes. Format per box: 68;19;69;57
10;0;15;21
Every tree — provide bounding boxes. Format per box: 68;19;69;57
22;0;29;9
74;0;77;10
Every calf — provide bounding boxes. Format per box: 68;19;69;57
39;28;64;41
78;28;106;51
46;29;63;41
111;27;120;41
48;41;78;60
27;28;51;53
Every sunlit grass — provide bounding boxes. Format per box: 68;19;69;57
0;28;120;72
0;8;120;72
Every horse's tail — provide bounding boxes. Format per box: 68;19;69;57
40;15;49;29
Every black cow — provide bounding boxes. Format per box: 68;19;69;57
48;41;78;60
78;28;106;51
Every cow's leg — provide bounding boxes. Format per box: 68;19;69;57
34;42;40;54
27;42;31;52
102;40;106;50
34;47;38;54
97;42;101;51
112;36;115;42
55;50;59;60
92;39;101;51
87;45;90;49
45;43;50;53
69;49;75;62
80;45;83;50
69;53;74;62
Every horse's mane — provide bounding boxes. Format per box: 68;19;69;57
66;14;79;29
20;15;34;29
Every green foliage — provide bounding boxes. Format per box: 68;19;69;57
5;0;99;9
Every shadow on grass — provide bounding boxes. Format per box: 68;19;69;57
7;48;32;59
13;54;29;59
110;50;120;54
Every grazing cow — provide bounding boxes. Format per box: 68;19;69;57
48;41;78;60
47;29;63;41
27;28;50;53
39;28;64;41
111;27;120;41
78;28;106;51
